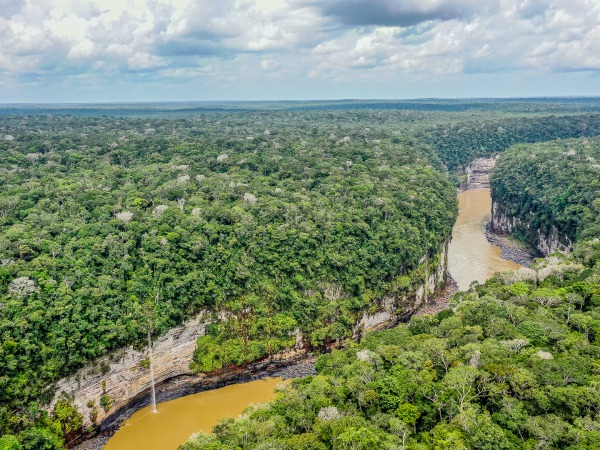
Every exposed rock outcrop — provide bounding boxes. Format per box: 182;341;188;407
464;156;499;189
484;222;535;266
49;312;212;428
72;356;317;450
490;201;572;255
353;240;449;335
537;227;573;255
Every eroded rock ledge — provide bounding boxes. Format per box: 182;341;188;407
464;156;499;190
50;313;212;429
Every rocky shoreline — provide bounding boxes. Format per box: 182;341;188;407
485;222;536;267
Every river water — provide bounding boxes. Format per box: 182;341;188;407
448;188;521;291
104;188;516;450
103;378;283;450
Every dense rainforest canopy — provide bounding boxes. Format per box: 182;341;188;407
491;137;600;247
181;250;600;450
180;119;600;450
418;114;600;170
1;101;600;449
0;113;457;447
181;133;600;450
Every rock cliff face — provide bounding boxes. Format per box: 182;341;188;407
462;155;574;256
491;201;572;255
49;313;212;427
464;156;499;190
353;240;448;335
49;242;449;432
537;227;573;255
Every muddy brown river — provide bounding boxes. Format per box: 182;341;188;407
448;188;521;291
103;378;283;450
104;188;516;449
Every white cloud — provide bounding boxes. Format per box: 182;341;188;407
260;58;280;71
0;0;599;100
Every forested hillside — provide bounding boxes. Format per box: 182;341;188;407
0;114;456;447
491;137;600;248
179;114;600;450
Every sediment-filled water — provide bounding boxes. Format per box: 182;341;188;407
448;188;521;291
104;378;283;450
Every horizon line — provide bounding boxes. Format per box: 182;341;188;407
2;95;600;106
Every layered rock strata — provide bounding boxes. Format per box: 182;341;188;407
49;242;449;434
49;313;212;428
464;156;499;189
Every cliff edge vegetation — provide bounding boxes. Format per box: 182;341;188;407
180;120;600;450
491;137;600;252
181;248;600;450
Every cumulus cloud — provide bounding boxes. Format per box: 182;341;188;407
305;0;600;78
461;0;600;73
0;0;599;99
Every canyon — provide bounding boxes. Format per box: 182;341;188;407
52;245;448;440
466;156;572;256
59;157;546;449
464;156;499;189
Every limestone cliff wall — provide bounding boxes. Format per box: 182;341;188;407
464;156;499;190
49;312;212;427
353;239;448;335
491;201;572;255
49;242;449;431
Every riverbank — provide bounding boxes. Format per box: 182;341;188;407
72;356;317;450
68;238;450;450
484;222;536;267
73;276;456;450
75;273;460;450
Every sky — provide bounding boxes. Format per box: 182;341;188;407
1;0;599;102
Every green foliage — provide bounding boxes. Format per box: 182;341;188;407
491;137;600;247
178;432;224;450
0;435;22;450
99;395;113;412
138;358;151;369
51;397;83;436
418;114;600;170
191;313;298;372
18;428;62;450
183;255;600;449
0;112;457;443
4;103;600;446
396;403;421;428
